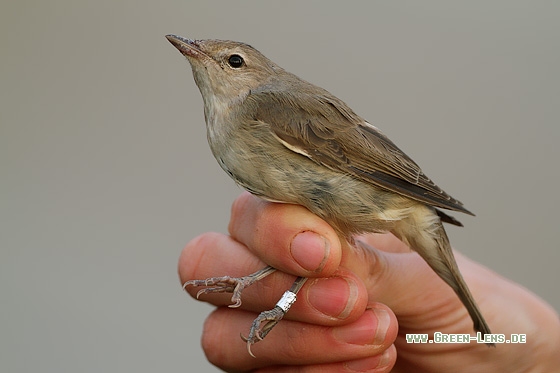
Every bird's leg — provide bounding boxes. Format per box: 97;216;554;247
242;276;309;357
183;266;277;308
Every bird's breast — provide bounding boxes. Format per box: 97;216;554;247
205;116;417;236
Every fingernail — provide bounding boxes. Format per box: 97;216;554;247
344;348;392;372
333;307;389;346
307;277;358;319
290;231;330;272
344;356;382;372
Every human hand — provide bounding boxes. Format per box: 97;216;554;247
179;192;560;372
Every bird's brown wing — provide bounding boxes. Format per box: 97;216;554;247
247;88;472;215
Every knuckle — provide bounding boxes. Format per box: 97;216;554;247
182;232;223;257
201;308;254;372
228;192;255;235
179;232;224;279
200;310;228;367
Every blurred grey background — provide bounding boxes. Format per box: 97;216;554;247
1;1;559;372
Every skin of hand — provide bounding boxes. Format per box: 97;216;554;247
179;193;560;372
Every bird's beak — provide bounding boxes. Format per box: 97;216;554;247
166;35;207;60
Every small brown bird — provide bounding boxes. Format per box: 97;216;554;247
166;35;492;355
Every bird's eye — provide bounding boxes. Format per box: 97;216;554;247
228;54;244;68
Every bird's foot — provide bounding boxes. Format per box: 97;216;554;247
241;306;286;357
241;289;299;357
183;266;276;308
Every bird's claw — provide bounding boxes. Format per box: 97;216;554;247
183;275;247;306
182;267;277;308
240;306;286;358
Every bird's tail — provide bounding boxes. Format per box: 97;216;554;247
393;206;493;345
